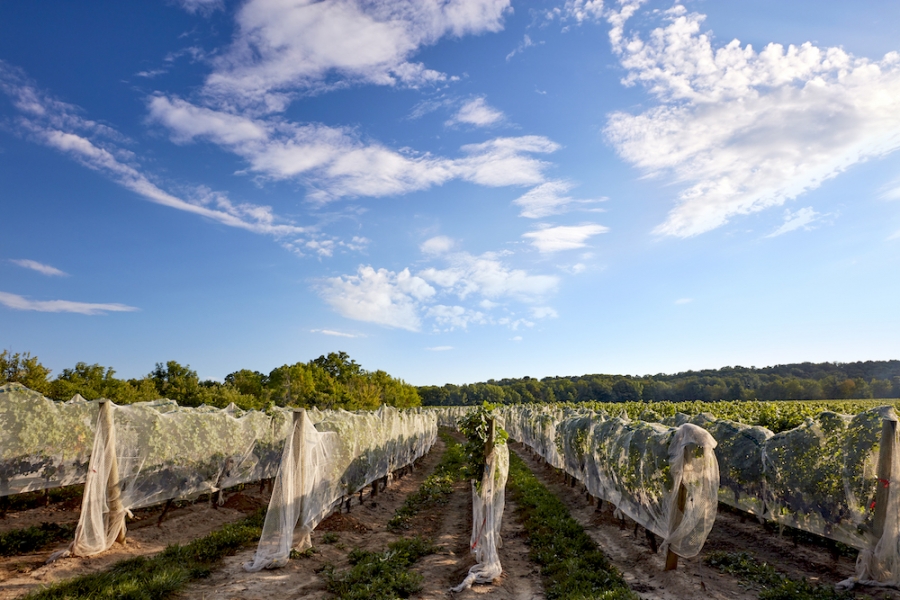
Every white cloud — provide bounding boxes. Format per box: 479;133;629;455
203;0;511;109
510;335;523;341
523;223;609;252
604;4;900;237
311;328;362;338
0;292;138;315
177;0;223;15
531;306;558;319
766;207;824;237
506;34;539;61
0;63;307;239
513;180;605;218
426;345;454;351
447;97;504;127
562;0;605;24
10;259;68;277
149;96;559;200
420;235;455;255
319;247;559;331
319;266;434;331
675;298;692;305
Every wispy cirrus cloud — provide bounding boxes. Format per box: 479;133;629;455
311;328;363;338
512;180;605;218
10;259;68;277
604;3;900;237
0;61;308;239
0;291;138;315
319;238;559;331
523;223;609;252
766;207;826;238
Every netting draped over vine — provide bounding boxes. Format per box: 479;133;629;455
503;405;720;559
0;383;99;496
244;406;437;571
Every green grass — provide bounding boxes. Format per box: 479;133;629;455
323;536;438;600
704;551;861;600
328;431;464;598
507;449;638;600
0;522;76;556
22;509;266;600
387;430;466;531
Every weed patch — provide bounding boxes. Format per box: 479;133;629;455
704;551;858;600
324;536;438;600
22;509;266;600
507;449;637;600
0;522;75;556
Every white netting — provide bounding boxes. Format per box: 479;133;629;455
453;441;509;592
51;399;292;559
0;383;98;496
245;406;437;570
502;405;719;559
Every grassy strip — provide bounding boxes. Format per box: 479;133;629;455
23;509;265;600
327;430;464;599
704;551;858;600
507;449;638;600
324;536;438;600
0;522;76;556
387;430;466;531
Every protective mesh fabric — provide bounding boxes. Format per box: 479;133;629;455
502;405;719;559
453;442;509;592
0;384;98;496
53;400;292;559
245;407;437;571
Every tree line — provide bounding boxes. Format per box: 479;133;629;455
0;350;420;411
418;360;900;406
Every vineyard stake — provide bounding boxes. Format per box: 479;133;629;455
100;401;126;544
874;418;897;539
664;443;694;571
294;410;307;529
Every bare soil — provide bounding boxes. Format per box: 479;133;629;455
512;441;900;600
175;434;545;600
0;490;269;600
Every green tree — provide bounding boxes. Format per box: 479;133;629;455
150;360;202;405
0;350;52;394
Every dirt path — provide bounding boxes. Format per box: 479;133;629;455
177;434;544;600
0;490;268;600
512;443;755;600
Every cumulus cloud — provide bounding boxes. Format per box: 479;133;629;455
513;180;605;218
203;0;511;109
319;247;559;331
149;96;559;200
0;62;307;238
604;4;900;237
446;97;504;127
420;235;455;255
177;0;223;15
10;259;68;277
0;291;138;315
523;223;609;252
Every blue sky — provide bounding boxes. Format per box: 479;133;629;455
1;0;899;386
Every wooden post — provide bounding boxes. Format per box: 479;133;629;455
482;418;497;480
665;444;694;571
99;401;126;544
294;410;307;525
874;419;896;539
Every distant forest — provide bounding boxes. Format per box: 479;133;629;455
418;361;900;406
0;350;419;411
